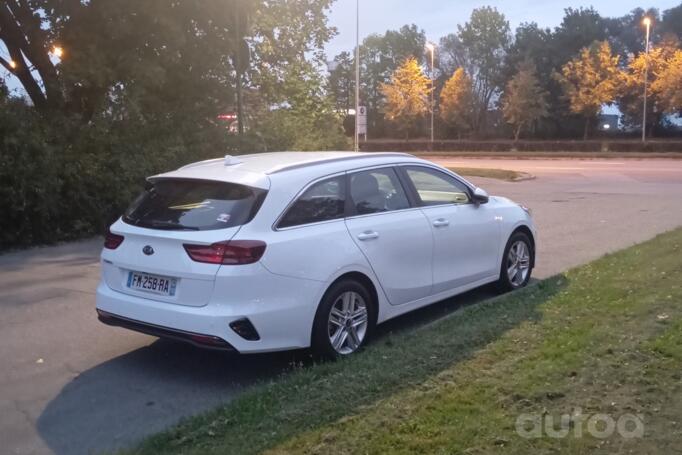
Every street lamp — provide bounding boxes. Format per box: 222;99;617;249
425;42;435;146
642;17;651;143
8;59;17;69
52;46;64;58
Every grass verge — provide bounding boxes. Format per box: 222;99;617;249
448;166;530;181
124;228;682;455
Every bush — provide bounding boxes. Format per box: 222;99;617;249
0;100;350;250
255;109;351;152
0;102;224;249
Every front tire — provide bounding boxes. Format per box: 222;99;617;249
311;279;374;359
496;232;533;293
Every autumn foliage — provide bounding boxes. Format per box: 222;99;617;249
502;63;548;141
439;68;475;138
380;58;431;140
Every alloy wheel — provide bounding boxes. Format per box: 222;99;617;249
327;291;369;355
506;240;531;287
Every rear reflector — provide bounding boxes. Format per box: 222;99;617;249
183;240;266;265
97;309;235;351
229;318;261;341
104;230;124;249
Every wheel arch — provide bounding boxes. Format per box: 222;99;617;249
311;270;381;348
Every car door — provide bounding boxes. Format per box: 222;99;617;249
400;165;500;294
344;166;433;305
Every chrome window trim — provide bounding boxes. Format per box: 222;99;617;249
344;205;425;221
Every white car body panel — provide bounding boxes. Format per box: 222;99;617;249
96;152;536;353
420;202;501;294
345;208;433;305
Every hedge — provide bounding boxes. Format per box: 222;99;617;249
359;139;682;153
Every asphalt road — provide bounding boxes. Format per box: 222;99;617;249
1;158;682;455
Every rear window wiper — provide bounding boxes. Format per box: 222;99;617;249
146;221;200;231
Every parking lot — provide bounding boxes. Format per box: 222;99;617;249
1;157;682;455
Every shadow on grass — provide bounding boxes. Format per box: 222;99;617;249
36;277;559;455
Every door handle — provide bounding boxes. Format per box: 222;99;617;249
357;231;379;241
433;218;450;228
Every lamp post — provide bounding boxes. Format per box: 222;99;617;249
354;0;360;152
425;42;435;145
642;17;651;143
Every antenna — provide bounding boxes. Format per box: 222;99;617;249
224;155;242;166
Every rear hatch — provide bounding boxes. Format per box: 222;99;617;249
101;178;267;307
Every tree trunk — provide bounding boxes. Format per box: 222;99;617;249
0;53;46;108
514;124;522;142
236;70;244;135
583;117;590;141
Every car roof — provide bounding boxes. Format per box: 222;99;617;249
148;151;417;189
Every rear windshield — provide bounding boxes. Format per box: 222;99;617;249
123;179;266;231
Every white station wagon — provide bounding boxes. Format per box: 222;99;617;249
96;152;536;357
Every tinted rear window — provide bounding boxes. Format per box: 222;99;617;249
277;176;346;228
123;179;266;231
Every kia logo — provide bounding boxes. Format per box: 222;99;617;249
142;245;154;256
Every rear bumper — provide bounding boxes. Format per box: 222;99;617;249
95;268;323;353
97;309;236;351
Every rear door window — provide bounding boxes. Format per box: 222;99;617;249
349;168;410;215
278;176;346;228
123;179;266;231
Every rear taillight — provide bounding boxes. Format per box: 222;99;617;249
104;230;124;249
183;240;266;265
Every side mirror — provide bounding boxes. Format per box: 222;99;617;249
472;187;489;205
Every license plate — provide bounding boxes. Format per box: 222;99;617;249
127;271;177;296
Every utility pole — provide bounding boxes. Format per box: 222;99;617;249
426;42;435;146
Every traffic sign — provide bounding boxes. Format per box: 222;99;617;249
357;106;367;135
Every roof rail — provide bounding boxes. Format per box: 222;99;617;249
267;152;412;174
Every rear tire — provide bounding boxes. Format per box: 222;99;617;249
496;231;533;293
311;279;374;359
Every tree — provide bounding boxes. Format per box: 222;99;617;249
502;63;548;140
552;7;608;65
456;7;510;133
0;0;64;109
439;68;474;138
605;8;661;59
652;49;682;115
438;34;472;79
356;24;426;137
380;57;430;140
661;3;682;40
618;37;680;134
555;41;622;139
229;0;256;135
327;51;355;114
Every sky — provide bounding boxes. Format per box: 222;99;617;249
325;0;681;57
